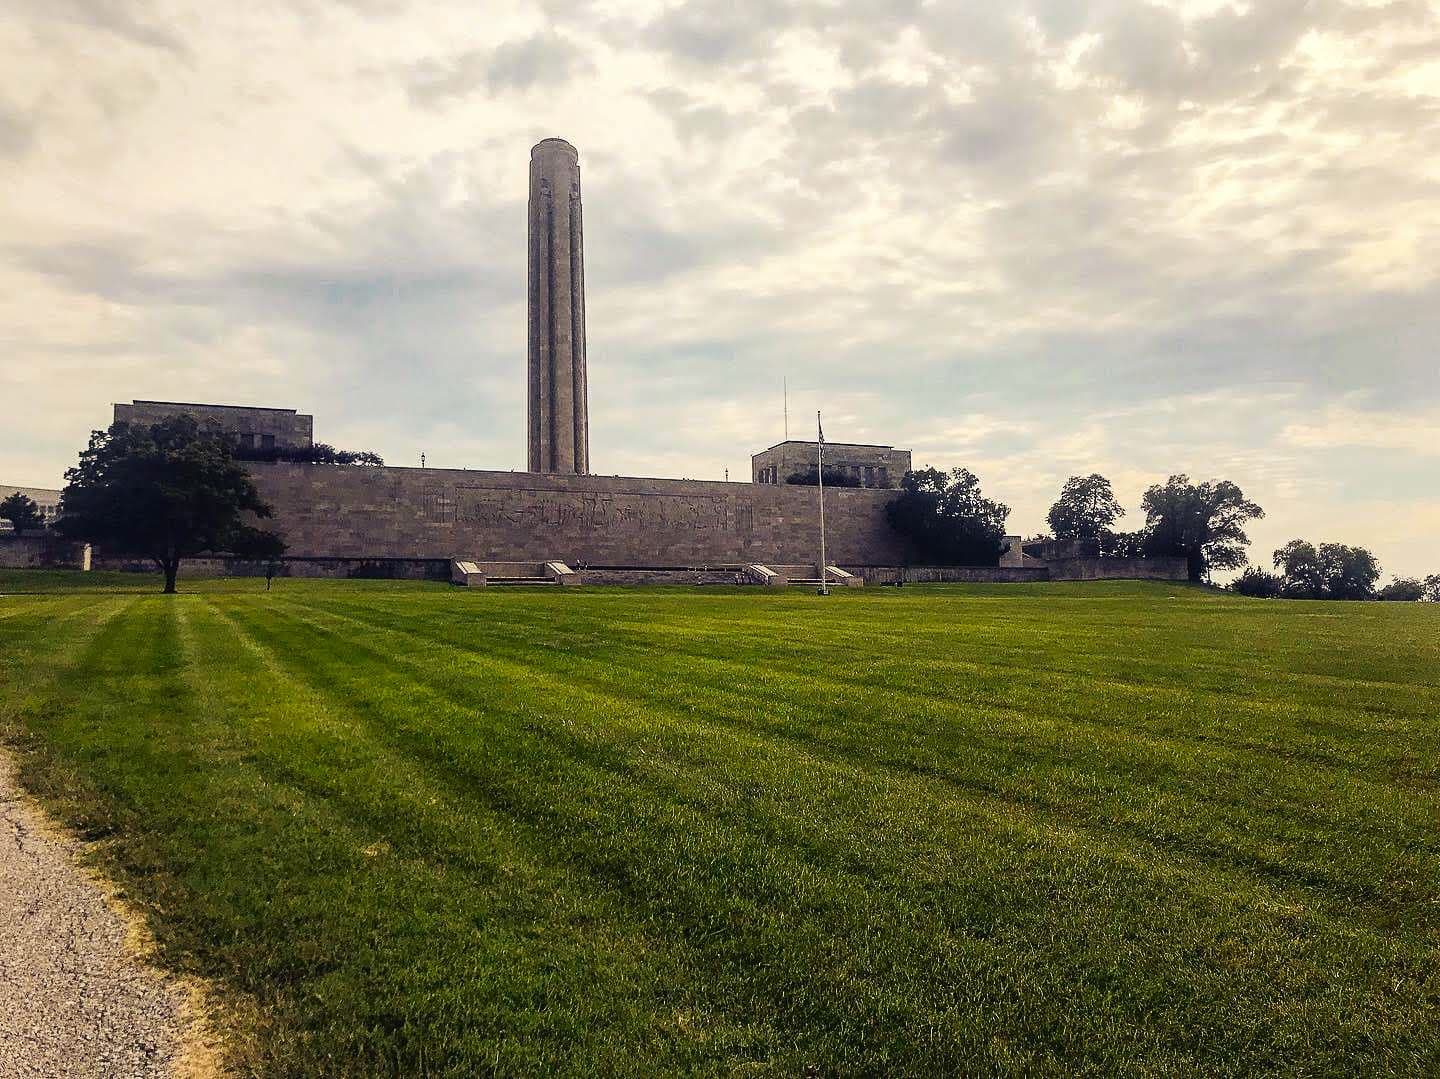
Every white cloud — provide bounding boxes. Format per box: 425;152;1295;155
1281;407;1440;455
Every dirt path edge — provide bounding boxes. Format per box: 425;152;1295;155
0;748;224;1078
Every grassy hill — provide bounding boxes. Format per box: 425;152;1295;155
1;573;1436;1075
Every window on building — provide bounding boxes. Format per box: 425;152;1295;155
863;466;875;487
262;434;276;450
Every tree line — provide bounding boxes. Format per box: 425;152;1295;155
885;469;1264;582
884;468;1432;598
1234;544;1440;602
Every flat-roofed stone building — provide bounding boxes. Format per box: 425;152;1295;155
752;441;912;489
0;485;62;524
113;401;314;453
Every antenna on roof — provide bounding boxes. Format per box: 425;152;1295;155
783;377;788;442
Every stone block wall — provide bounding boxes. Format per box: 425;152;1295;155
0;535;87;569
246;463;910;568
90;555;451;580
572;567;750;586
752;442;911;488
114;401;313;451
856;566;1052;585
1044;556;1189;582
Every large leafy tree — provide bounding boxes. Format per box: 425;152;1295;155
1378;577;1425;601
1319;544;1381;600
1271;540;1327;598
886;467;1010;566
0;492;44;531
1046;474;1125;541
57;415;285;593
1426;574;1440;603
1272;540;1381;600
1140;475;1264;582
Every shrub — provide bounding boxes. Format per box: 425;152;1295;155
233;442;384;466
1231;568;1285;599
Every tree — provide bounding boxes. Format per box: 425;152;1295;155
57;416;285;594
1272;540;1327;599
1098;529;1148;559
1317;543;1381;600
785;466;862;487
1378;577;1425;601
885;467;1010;566
1140;475;1264;582
232;442;384;466
1426;574;1440;603
1272;539;1381;600
1231;567;1285;598
1047;474;1125;541
0;492;44;532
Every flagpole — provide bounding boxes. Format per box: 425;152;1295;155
817;410;828;596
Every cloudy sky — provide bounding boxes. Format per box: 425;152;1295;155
3;0;1437;578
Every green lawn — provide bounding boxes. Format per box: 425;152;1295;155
1;573;1436;1076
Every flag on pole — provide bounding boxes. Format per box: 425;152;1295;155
817;411;829;595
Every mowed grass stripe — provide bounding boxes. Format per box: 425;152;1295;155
218;595;1237;1072
315;585;1429;795
236;592;1436;1071
278;590;1437;919
311;586;1437;764
210;594;930;1074
178;597;746;1076
270;590;1428;916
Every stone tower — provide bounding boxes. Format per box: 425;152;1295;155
527;137;589;474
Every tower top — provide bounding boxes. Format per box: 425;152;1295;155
531;137;578;159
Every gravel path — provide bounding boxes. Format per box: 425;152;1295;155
0;752;196;1078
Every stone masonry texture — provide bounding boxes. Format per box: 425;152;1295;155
528;139;589;475
113;401;313;451
752;441;912;488
246;463;908;567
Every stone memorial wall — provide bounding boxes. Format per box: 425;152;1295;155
247;463;909;567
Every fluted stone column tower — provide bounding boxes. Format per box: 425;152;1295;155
527;137;589;474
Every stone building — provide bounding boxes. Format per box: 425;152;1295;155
113;401;313;453
751;441;912;489
0;484;62;524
